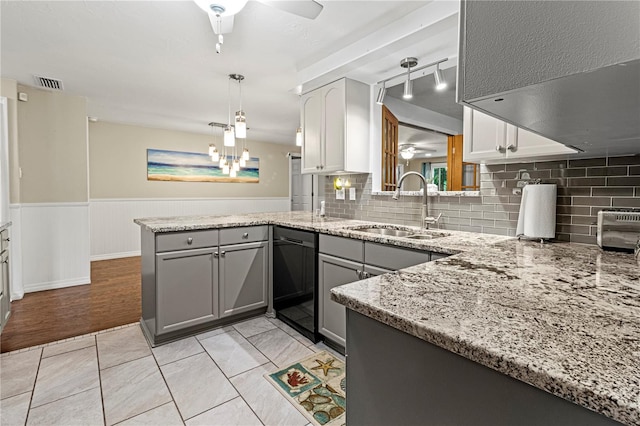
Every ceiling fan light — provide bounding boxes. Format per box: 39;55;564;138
193;0;249;16
434;65;447;91
223;125;235;146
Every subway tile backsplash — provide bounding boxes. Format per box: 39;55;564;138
320;155;640;245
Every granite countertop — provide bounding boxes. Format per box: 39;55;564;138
135;211;640;424
333;239;640;425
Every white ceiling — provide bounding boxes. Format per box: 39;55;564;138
1;0;459;145
398;124;448;158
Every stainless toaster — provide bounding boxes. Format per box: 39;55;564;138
597;208;640;251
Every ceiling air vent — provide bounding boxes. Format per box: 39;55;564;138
33;75;64;91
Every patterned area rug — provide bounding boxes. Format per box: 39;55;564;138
265;351;346;426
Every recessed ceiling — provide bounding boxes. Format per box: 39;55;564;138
1;1;459;145
398;124;448;158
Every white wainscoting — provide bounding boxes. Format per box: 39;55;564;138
8;205;24;300
16;203;91;293
89;197;290;260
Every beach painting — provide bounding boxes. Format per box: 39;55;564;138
147;148;259;183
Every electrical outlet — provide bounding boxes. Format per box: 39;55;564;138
336;189;345;200
349;188;356;200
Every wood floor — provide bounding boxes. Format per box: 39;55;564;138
0;257;141;353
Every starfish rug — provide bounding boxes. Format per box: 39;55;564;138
265;351;346;426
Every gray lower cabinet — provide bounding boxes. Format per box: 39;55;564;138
156;247;218;334
0;229;10;334
318;253;361;347
219;241;268;318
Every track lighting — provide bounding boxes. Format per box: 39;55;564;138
400;57;417;100
434;64;447;91
376;82;386;105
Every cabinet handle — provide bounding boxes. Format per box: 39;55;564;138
214;252;219;258
356;269;362;279
363;272;370;279
242;233;249;239
2;238;9;242
316;165;320;170
506;144;517;152
220;251;226;257
495;146;506;153
186;237;193;245
2;259;7;264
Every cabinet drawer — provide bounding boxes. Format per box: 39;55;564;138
219;226;268;245
319;234;364;263
365;242;429;270
156;230;219;252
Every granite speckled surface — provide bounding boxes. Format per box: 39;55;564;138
135;211;639;424
0;222;11;232
372;190;480;197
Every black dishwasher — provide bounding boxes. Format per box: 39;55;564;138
272;226;318;342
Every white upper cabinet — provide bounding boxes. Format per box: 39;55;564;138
301;78;370;174
463;107;576;163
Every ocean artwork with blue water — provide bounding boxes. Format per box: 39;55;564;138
147;149;259;183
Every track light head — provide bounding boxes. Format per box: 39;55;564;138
376;84;387;105
434;64;447;91
403;79;413;100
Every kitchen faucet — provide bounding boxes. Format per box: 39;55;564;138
392;171;441;229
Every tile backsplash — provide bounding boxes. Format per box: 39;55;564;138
320;155;640;245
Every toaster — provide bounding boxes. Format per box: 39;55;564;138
597;208;640;251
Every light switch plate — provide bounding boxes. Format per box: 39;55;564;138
349;187;356;200
336;189;345;200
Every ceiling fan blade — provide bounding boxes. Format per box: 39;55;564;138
208;13;234;34
258;0;323;19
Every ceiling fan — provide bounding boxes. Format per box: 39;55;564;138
194;0;324;52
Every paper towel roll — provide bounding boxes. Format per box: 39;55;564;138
516;184;557;239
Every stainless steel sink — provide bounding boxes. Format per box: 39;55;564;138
406;234;437;240
356;228;414;237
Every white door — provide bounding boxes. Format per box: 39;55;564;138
463;106;509;162
290;157;312;211
322;80;346;173
301;92;322;173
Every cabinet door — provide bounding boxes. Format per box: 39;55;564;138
301;92;323;173
463;107;509;162
506;126;577;159
322;81;346;173
0;251;9;332
318;253;361;347
219;241;268;318
156;248;217;334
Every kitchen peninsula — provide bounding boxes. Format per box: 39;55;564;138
135;211;639;426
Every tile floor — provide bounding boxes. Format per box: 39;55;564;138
0;316;343;426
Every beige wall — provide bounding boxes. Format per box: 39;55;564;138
89;121;299;199
1;78;20;203
17;85;88;203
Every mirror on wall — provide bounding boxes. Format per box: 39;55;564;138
379;66;478;192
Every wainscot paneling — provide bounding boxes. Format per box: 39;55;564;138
9;204;24;300
17;203;91;293
89;197;290;260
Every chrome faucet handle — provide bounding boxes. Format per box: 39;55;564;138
424;213;443;229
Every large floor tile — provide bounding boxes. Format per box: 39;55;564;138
97;326;151;370
0;349;42;399
101;355;172;426
248;328;314;368
267;317;315;346
27;387;104;426
185;397;262;426
31;346;99;408
161;352;237;420
118;402;184;426
42;336;95;359
199;330;268;377
0;391;31;426
151;337;203;366
230;363;307;426
232;316;277;338
311;342;345;362
195;326;233;341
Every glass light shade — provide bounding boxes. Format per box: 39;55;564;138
230;167;237;178
223;126;235;147
222;163;230;175
344;179;351;188
208;144;215;156
295;127;303;146
239;157;246;168
400;149;415;160
211;151;220;162
219;156;225;167
242;148;250;161
233;160;240;172
403;78;413;99
234;111;246;139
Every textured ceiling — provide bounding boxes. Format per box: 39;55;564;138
1;0;445;145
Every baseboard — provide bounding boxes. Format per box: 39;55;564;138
90;251;141;261
24;277;91;293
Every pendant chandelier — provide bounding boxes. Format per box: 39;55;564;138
207;73;250;178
